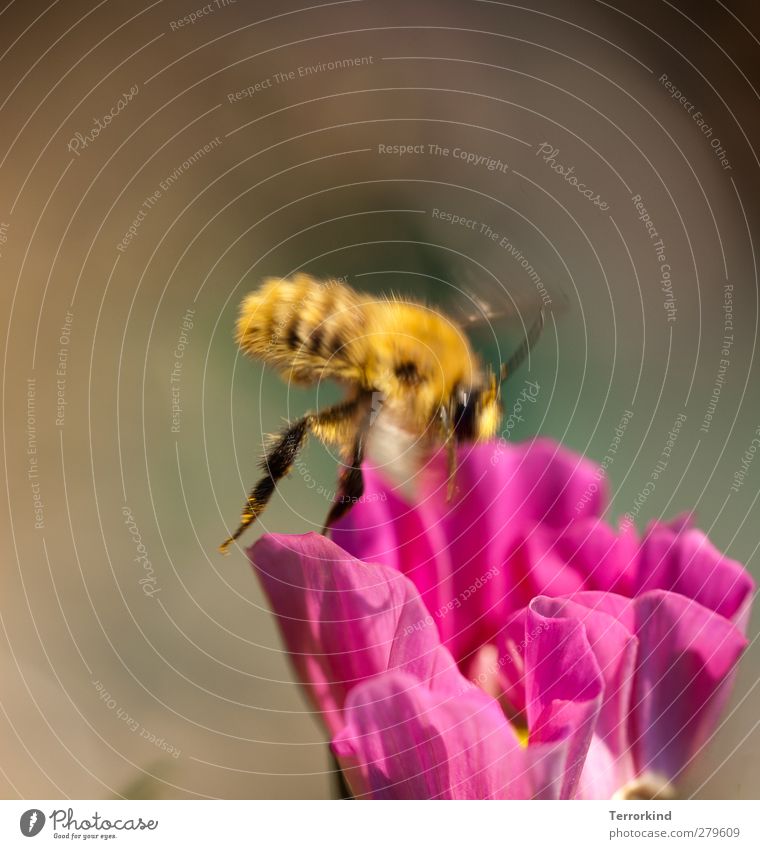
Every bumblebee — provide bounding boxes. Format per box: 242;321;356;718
220;273;544;553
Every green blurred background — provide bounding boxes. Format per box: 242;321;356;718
1;0;759;798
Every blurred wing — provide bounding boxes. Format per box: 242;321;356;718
443;276;568;330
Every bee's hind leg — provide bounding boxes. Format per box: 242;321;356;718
219;415;312;554
321;453;365;534
220;395;365;554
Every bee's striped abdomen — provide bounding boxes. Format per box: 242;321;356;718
235;275;365;383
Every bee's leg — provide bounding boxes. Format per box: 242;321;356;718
308;395;364;446
321;432;366;533
320;396;375;533
219;416;313;553
440;406;457;501
220;396;364;554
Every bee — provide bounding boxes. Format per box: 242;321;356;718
219;273;544;553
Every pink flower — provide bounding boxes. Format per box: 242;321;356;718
249;439;753;798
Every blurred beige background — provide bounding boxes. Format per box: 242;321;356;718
0;0;759;798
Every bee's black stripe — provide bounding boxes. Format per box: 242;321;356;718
307;286;333;354
307;325;324;355
285;309;302;350
394;360;420;384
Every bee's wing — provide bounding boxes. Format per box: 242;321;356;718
437;275;565;380
441;274;568;330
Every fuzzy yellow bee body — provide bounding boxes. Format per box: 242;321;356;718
221;274;542;553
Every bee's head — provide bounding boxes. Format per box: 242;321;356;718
452;373;501;442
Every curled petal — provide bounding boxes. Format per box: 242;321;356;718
523;602;604;798
542;589;749;787
477;599;609;798
530;595;638;795
550;518;640;595
635;520;754;631
628;589;749;782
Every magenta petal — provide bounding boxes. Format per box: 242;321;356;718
330;465;447;620
531;595;638;796
551;518;640;595
533;589;750;792
333;671;524;799
249;533;461;735
523;601;604;798
635;522;755;631
629;589;749;782
480;438;609;525
561;590;636;631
